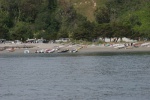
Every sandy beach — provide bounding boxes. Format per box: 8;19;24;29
0;42;150;54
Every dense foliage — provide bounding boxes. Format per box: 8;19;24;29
0;0;150;42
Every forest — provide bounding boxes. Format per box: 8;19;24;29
0;0;150;42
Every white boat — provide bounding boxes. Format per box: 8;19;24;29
114;44;125;49
141;42;150;47
24;49;30;54
69;49;78;53
35;50;40;53
35;49;44;53
39;49;44;53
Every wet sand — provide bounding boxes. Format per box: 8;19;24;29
80;45;150;53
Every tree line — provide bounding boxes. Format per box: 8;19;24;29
0;0;150;42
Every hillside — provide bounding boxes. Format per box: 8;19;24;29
0;0;150;41
64;0;150;27
107;0;150;35
64;0;107;21
65;0;150;34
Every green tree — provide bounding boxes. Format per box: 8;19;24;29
57;5;84;39
72;20;94;41
94;7;110;24
112;22;132;42
10;22;33;41
34;0;59;40
48;0;57;10
0;10;12;39
96;23;114;42
19;0;42;23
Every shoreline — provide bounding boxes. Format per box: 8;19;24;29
0;43;150;54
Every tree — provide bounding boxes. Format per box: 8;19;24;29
97;23;114;42
10;22;33;41
0;10;12;39
48;0;57;10
112;22;132;42
94;7;111;24
72;20;94;41
19;0;42;23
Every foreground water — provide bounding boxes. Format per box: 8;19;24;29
0;52;150;100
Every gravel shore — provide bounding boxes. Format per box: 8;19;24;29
0;43;150;54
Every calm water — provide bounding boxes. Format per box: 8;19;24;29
0;52;150;100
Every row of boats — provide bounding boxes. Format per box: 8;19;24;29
35;48;78;53
2;48;78;54
110;42;150;49
1;42;150;53
34;45;83;54
0;44;83;54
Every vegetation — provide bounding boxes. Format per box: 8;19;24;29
0;0;150;42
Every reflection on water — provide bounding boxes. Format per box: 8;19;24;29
0;52;150;100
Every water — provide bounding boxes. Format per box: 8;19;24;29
0;52;150;100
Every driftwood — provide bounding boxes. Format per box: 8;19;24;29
0;47;6;51
0;45;35;50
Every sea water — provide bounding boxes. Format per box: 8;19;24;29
0;52;150;100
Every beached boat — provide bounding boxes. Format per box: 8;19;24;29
133;43;142;48
0;47;5;51
114;44;125;49
35;50;39;53
39;49;45;53
24;49;30;54
45;49;55;53
141;42;150;47
6;47;15;52
69;49;78;53
57;49;69;53
35;49;44;53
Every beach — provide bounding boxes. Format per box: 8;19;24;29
0;42;150;54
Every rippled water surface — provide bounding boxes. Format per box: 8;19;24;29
0;52;150;100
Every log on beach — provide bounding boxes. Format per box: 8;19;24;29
4;45;35;49
0;47;6;51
